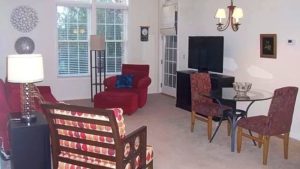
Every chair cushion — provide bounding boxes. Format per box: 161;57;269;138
54;108;126;165
54;108;126;138
48;105;153;169
193;102;231;117
57;145;153;169
237;115;270;134
146;145;154;165
94;91;138;115
115;74;133;88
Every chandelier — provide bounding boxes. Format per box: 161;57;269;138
215;0;243;32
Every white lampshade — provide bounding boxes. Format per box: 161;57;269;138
7;54;44;83
215;8;226;19
90;35;105;50
232;7;243;22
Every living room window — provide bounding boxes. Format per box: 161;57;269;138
57;0;128;76
57;6;89;76
96;8;126;73
96;0;128;73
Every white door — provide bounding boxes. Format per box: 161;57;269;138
161;35;177;96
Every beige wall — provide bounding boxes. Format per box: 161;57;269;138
178;0;300;140
126;0;160;94
0;0;160;101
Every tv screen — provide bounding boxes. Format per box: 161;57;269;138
188;36;224;73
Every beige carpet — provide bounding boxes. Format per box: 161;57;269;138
65;94;300;169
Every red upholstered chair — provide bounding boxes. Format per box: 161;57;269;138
190;72;231;141
237;87;298;165
103;64;151;108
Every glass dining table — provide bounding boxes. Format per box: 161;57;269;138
201;88;273;152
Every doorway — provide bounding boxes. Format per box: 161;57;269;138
161;35;177;96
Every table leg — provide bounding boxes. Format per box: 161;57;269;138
245;101;255;113
230;114;238;152
227;109;246;152
245;101;257;146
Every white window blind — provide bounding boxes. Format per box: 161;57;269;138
57;6;89;76
161;4;177;35
96;0;128;5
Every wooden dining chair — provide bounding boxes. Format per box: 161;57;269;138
237;86;298;165
190;72;231;141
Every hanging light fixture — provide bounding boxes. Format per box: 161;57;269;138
215;0;243;32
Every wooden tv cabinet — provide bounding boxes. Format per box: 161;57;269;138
176;70;236;112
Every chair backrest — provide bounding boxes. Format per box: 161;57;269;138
267;87;298;135
190;72;213;111
42;103;126;169
122;64;150;88
122;64;149;77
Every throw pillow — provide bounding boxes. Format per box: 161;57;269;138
115;74;134;88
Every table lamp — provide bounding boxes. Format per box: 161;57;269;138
90;35;105;50
7;54;44;125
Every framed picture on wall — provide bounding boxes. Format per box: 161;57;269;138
260;34;277;59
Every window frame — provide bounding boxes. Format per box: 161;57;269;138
56;0;128;77
57;5;91;77
95;7;128;74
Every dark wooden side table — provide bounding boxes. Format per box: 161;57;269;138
9;112;51;169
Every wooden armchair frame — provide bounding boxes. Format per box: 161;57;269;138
42;103;153;169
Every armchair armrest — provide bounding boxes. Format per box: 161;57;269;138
104;76;117;90
37;86;58;103
122;126;147;168
136;77;151;89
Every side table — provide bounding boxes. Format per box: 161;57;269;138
9;112;51;169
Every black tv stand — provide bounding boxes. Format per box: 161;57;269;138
197;69;208;73
176;70;236;112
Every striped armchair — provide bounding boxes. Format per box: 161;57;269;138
42;104;153;169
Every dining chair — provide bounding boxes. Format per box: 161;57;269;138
190;72;231;141
237;86;298;165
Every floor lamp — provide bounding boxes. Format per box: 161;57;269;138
7;54;44;125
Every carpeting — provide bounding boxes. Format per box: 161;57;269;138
2;94;299;169
65;94;300;169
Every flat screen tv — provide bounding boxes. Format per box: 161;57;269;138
188;36;224;73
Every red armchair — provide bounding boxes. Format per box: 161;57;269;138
103;64;151;108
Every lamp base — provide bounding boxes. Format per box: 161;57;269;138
21;113;37;125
